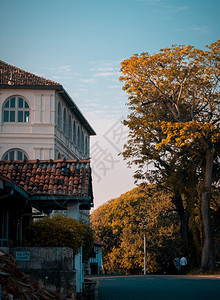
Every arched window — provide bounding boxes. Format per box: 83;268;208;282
3;96;30;123
58;102;62;129
2;149;28;161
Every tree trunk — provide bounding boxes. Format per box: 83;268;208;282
201;148;216;272
172;193;189;255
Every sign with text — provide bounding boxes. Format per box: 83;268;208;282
15;251;30;261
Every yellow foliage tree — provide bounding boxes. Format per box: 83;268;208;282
91;185;182;274
120;41;220;271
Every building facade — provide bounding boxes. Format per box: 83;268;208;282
0;60;96;294
0;60;95;162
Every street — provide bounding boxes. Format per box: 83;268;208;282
89;275;220;300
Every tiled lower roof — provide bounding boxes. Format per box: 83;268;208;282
0;159;92;198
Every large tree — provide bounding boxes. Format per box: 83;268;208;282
119;41;220;271
91;186;182;274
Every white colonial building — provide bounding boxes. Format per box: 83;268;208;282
0;60;95;162
0;60;96;293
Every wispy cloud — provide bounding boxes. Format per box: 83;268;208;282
41;64;81;86
136;0;161;4
109;84;121;89
93;72;116;78
58;65;72;72
136;0;191;18
164;5;190;13
190;25;210;34
80;78;97;84
89;60;121;80
96;67;115;72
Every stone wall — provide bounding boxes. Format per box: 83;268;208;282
6;247;76;297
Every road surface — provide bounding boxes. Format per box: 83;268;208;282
89;275;220;300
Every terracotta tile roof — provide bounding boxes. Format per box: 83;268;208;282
0;159;92;198
0;60;96;136
0;60;61;87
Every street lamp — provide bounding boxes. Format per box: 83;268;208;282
144;233;146;275
140;219;148;275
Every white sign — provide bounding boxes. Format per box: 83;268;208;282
15;251;30;261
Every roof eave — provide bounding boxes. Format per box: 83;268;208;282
29;195;93;211
0;84;96;136
57;88;96;136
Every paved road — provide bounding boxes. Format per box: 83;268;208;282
89;275;220;300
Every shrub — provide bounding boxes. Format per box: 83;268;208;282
26;215;94;259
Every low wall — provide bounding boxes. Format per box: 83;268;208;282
4;247;76;297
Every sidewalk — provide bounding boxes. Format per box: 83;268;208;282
188;274;220;279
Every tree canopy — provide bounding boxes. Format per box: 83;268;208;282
119;41;220;271
91;185;182;274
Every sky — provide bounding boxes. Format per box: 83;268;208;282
0;0;219;208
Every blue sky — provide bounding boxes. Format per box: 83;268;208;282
1;0;219;207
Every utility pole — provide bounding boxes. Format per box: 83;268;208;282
144;233;146;275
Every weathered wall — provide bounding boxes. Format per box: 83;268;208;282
6;247;76;297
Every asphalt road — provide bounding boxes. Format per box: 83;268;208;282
89;275;220;300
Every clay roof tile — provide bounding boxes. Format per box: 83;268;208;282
0;60;61;87
0;159;92;199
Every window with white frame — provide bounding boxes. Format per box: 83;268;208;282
77;126;81;148
58;102;62;129
73;120;76;144
85;136;89;156
81;130;84;152
2;149;28;161
3;96;30;123
68;114;72;139
63;108;67;134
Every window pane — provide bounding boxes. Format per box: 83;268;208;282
10;111;15;122
24;154;28;160
4;111;9;122
9;151;14;160
10;98;15;108
18;98;24;108
18;111;23;122
17;151;22;160
24;101;29;108
3;153;8;160
4;100;9;108
24;111;30;122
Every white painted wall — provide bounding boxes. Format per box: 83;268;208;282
0;86;93;295
0;88;90;160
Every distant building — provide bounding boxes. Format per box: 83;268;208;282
90;241;103;274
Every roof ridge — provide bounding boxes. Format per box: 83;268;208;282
0;158;91;164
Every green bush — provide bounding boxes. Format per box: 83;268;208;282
26;215;94;259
